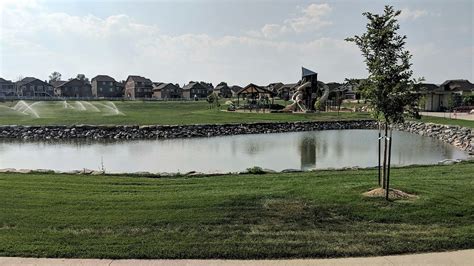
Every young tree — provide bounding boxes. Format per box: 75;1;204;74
346;6;420;199
48;71;62;83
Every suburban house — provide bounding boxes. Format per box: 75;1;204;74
124;75;153;99
214;82;232;98
54;78;92;97
0;78;16;97
418;80;473;111
16;77;54;97
266;82;284;95
182;82;210;99
230;85;243;97
152;83;182;99
277;83;297;100
91;75;123;97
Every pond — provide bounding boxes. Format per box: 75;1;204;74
0;130;467;173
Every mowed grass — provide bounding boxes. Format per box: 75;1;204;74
1;163;473;259
418;115;474;129
0;100;370;125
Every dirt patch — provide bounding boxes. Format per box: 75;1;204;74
363;188;418;200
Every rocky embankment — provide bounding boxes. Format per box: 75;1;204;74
0;120;471;155
0;120;377;140
394;121;473;154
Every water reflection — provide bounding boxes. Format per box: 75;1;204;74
0;130;467;173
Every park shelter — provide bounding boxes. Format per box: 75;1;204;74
236;83;274;107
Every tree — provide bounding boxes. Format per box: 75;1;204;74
48;71;62;83
76;74;89;84
346;6;420;200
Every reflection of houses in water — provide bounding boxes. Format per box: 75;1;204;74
298;132;330;170
299;135;316;170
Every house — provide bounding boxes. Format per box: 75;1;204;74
214;82;232;98
418;80;473;111
0;78;16;97
230;85;243;97
152;83;182;99
16;77;54;97
91;75;123;97
277;83;297;100
124;75;153;99
54;78;92;97
266;82;284;95
439;80;473;95
182;82;210;99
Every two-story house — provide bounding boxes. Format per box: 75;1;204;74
91;75;123;97
152;83;182;99
124;75;153;99
16;77;54;97
182;82;210;99
0;78;16;97
54;78;92;97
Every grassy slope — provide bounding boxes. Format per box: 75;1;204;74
1;162;473;259
418;116;474;129
0;101;370;125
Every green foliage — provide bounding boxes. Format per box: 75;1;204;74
206;92;220;109
463;95;474;106
48;71;61;83
345;6;421;123
246;166;266;174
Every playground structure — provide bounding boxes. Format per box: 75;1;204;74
283;67;329;112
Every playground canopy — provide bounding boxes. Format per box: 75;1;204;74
236;83;273;96
236;83;274;107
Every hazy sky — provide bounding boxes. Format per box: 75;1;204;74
0;0;472;86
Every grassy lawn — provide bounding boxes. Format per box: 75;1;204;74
418;116;474;129
1;162;473;259
0;100;370;125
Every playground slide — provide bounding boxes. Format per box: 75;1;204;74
318;83;330;106
282;82;311;112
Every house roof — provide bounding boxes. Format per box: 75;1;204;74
278;83;297;91
126;75;152;84
440;79;473;91
230;85;243;92
16;77;48;87
215;84;230;90
415;83;440;92
51;80;68;88
183;82;207;91
56;78;90;88
152;83;180;91
0;77;13;83
237;83;273;95
92;75;116;82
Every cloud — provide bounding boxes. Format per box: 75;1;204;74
398;8;431;21
258;3;332;39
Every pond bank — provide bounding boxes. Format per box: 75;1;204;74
0;120;471;154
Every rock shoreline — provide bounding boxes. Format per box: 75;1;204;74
0;120;377;140
0;120;471;154
394;121;473;154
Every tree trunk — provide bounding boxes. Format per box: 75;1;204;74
382;122;388;189
385;125;393;200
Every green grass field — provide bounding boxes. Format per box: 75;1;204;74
1;162;473;259
2;100;473;128
418;116;474;129
0;100;370;125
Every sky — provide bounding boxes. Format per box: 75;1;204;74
0;0;472;86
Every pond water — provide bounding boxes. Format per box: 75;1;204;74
0;130;467;173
